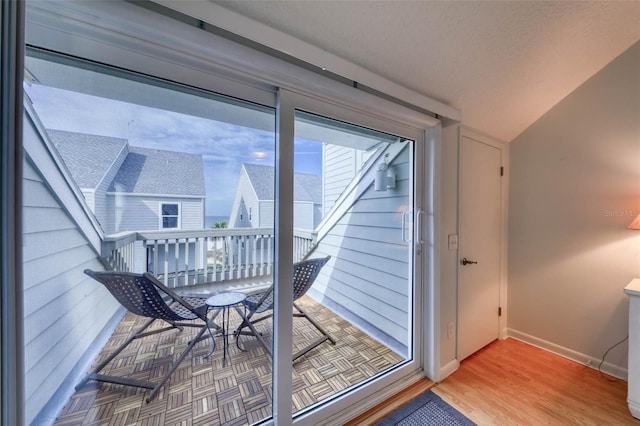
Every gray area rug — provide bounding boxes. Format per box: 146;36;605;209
376;390;476;426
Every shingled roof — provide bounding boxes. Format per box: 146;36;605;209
108;147;205;196
48;129;128;189
48;129;205;197
243;163;321;203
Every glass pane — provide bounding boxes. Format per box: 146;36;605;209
291;111;415;416
22;50;276;425
162;217;178;229
162;204;179;216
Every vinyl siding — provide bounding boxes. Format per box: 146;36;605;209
251;200;316;230
229;170;259;228
105;195;204;232
94;145;128;233
259;200;275;228
322;144;370;215
313;203;322;229
22;157;120;425
294;202;315;230
310;145;411;355
231;165;320;230
81;189;95;212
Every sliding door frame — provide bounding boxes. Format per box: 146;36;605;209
278;87;430;425
1;1;24;425
20;1;442;424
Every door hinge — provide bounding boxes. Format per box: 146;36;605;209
500;166;504;176
498;307;502;317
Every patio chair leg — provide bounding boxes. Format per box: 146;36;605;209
76;317;157;390
235;314;272;357
77;317;210;403
293;302;336;345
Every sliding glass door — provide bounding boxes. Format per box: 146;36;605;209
276;90;425;423
19;2;434;425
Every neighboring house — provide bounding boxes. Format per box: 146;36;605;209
229;163;322;230
48;129;206;234
49;129;206;276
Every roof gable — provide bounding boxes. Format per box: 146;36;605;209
48;129;205;197
47;129;128;189
109;146;205;196
243;163;321;203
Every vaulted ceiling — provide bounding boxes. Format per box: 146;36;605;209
213;0;640;141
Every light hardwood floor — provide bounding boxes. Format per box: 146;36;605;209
351;338;639;425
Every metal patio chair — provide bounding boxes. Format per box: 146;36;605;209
234;256;336;361
77;269;218;402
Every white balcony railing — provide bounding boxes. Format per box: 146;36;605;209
101;228;317;288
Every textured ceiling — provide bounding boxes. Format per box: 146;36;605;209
213;0;640;141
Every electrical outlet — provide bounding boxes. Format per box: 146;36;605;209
447;322;455;340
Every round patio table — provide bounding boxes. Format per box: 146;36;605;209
206;292;246;366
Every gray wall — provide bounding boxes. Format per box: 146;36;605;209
310;145;412;355
23;116;121;425
94;144;128;233
105;195;204;232
508;41;640;374
322;145;359;216
229;169;258;228
322;144;371;216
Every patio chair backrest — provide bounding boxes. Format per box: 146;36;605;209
84;270;198;322
250;256;330;314
293;256;330;300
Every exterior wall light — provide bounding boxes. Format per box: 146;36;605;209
375;153;396;191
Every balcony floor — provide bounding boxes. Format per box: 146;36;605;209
54;295;404;425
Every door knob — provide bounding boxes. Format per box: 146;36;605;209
461;257;478;266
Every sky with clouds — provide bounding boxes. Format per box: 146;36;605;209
25;84;322;217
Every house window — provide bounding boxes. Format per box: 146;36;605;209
249;206;252;221
161;203;180;229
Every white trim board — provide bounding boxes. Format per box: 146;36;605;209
438;359;460;383
508;329;628;381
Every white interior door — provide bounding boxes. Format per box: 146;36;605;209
458;136;502;361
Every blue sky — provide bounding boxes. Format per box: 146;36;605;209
26;84;322;216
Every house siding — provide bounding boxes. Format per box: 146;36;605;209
246;201;316;230
310;145;411;355
294;202;315;230
259;200;275;228
81;189;95;212
105;195;204;232
22;156;120;425
322;145;371;216
231;164;321;230
229;170;258;228
95;144;128;234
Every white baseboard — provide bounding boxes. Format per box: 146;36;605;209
438;359;460;382
628;399;640;420
508;328;628;380
500;326;509;340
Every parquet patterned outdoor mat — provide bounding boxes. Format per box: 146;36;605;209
54;295;404;425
